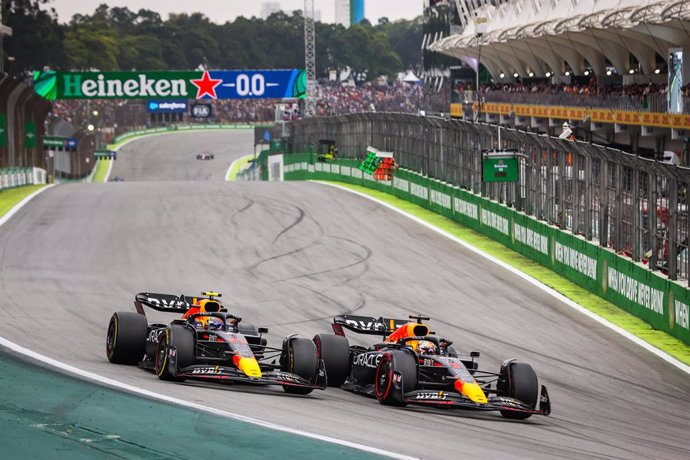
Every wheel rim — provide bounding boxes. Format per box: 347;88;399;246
376;355;393;399
106;317;117;358
156;333;168;375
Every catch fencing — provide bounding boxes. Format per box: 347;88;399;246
291;113;690;286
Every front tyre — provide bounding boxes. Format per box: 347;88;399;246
106;312;147;365
155;325;195;382
375;350;418;407
281;338;318;395
498;362;539;420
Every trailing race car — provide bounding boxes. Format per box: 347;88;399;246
196;152;214;160
312;314;551;419
106;291;326;394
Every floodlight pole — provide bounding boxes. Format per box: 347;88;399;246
475;34;481;122
474;17;487;123
0;10;13;74
304;0;316;117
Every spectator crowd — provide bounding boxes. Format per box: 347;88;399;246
454;80;690;113
47;78;690;135
45;81;448;134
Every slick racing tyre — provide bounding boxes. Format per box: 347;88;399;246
106;312;147;365
155;324;194;382
497;362;539;420
313;333;350;387
281;338;318;395
375;350;418;407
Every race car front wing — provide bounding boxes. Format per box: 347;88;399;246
159;345;327;390
401;385;551;416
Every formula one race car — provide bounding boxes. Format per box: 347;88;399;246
196;151;214;160
312;314;551;419
106;292;326;394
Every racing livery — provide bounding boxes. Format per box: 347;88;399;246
106;291;326;394
312;314;551;419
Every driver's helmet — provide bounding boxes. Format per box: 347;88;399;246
415;340;437;355
205;317;225;331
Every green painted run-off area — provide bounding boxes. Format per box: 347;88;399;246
0;349;384;459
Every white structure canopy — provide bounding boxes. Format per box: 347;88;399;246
429;0;690;78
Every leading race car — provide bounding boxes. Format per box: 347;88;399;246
312;314;551;419
106;291;326;394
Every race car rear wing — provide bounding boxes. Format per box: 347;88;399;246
134;292;221;314
332;315;410;337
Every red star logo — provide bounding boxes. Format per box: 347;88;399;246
191;71;222;99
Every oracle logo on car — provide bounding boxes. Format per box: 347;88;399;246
353;352;383;369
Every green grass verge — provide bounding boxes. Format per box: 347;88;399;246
226;154;256;181
319;181;690;366
0;185;46;219
91;159;111;183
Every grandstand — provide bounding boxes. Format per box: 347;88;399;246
428;0;690;161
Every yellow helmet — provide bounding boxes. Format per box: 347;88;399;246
414;340;437;355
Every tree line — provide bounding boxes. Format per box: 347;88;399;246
3;1;423;80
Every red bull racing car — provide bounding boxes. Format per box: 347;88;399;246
312;314;551;419
106;291;326;394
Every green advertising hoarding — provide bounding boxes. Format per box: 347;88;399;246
33;69;306;100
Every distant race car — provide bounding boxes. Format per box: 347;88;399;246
312;314;551;419
109;176;124;182
196;152;214;160
106;291;326;394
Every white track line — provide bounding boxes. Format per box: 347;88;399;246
316;181;690;376
104;158;114;183
225;156;244;181
0;185;54;227
0;182;413;460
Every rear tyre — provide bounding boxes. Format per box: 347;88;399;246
155;324;195;382
281;338;318;395
106;312;147;365
498;362;539;420
313;334;350;387
375;350;418;407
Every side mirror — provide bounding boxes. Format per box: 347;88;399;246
258;327;268;334
470;351;480;358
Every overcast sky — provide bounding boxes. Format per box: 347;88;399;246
49;1;425;24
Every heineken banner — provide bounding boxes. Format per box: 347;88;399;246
33;69;306;100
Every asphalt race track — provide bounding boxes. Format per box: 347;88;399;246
1;130;689;459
